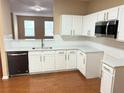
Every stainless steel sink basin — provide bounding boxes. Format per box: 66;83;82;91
32;47;53;50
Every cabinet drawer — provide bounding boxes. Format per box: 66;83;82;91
102;64;114;74
56;50;66;54
29;51;42;55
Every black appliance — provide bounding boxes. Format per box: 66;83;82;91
7;51;29;76
95;20;119;38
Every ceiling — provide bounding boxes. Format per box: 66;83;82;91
9;0;91;17
9;0;54;16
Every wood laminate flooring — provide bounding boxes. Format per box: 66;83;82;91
0;71;100;93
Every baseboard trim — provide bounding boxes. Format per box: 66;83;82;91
2;76;9;80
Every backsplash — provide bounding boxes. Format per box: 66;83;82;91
4;35;124;60
62;36;124;59
62;36;124;50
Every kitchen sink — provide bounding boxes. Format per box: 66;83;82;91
32;47;53;50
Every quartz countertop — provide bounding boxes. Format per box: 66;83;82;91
102;58;124;68
6;45;103;53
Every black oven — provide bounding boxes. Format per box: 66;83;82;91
95;20;118;38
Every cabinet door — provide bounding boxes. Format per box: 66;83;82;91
55;51;66;70
101;65;114;93
97;11;106;21
88;13;98;36
28;52;42;73
77;51;86;76
82;14;97;37
82;16;89;36
73;16;83;36
66;50;77;69
117;5;124;41
42;51;55;71
107;7;119;20
61;15;73;35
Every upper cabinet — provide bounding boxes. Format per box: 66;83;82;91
106;7;119;20
97;10;106;22
61;15;83;36
117;5;124;41
60;6;121;39
97;7;119;22
82;13;98;37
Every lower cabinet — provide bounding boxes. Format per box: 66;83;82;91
100;64;114;93
28;50;103;79
66;50;77;69
28;52;42;73
77;50;103;79
77;51;86;76
100;63;124;93
42;51;55;71
55;50;67;70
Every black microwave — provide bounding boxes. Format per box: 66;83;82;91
95;20;119;38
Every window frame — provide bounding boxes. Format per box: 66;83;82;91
17;16;53;39
24;20;35;37
43;17;54;39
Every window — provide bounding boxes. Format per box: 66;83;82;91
44;21;54;38
24;20;35;37
17;16;53;39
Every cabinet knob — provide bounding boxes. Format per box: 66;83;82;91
58;52;64;54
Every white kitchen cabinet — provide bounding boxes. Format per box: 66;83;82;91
55;50;67;70
72;16;83;35
97;7;119;21
82;16;89;36
28;52;42;73
66;50;77;69
61;15;73;35
42;51;55;71
106;7;119;20
77;51;86;75
61;15;83;36
117;5;124;41
101;64;114;93
82;13;98;37
77;50;103;79
101;63;124;93
97;11;106;22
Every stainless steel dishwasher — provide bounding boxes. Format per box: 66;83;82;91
7;51;29;76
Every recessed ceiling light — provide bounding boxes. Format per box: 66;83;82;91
30;5;47;12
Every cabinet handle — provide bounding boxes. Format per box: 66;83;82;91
73;30;75;36
58;52;64;54
87;30;90;36
70;51;75;54
65;55;67;61
80;53;83;55
103;66;111;73
71;30;73;36
40;56;42;62
104;13;106;21
43;56;45;62
107;12;109;20
68;55;69;60
83;59;85;64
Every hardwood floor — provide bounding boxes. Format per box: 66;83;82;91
0;71;100;93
